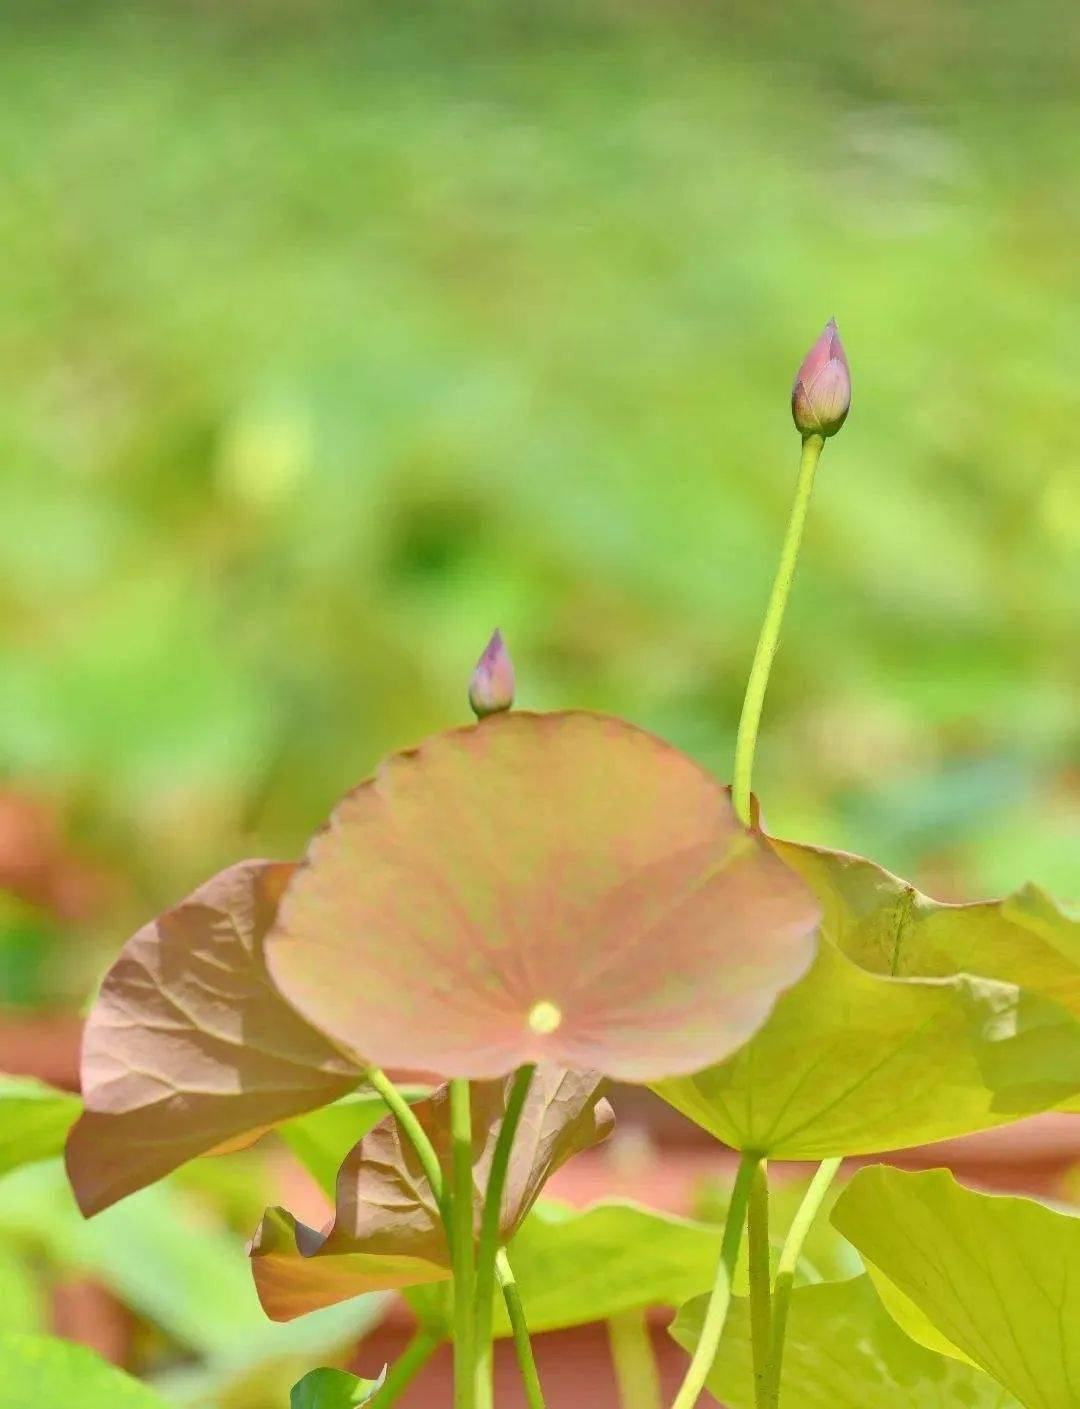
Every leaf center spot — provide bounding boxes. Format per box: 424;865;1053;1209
527;1000;562;1035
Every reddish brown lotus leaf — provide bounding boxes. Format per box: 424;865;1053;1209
250;1066;613;1320
251;1207;448;1316
66;860;364;1216
266;711;820;1082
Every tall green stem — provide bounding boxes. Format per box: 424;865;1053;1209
474;1065;536;1408
366;1066;542;1407
364;1066;448;1223
371;1328;439;1407
608;1309;662;1409
731;432;824;826
747;1162;772;1408
764;1157;842;1408
670;1151;760;1409
449;1079;477;1409
366;1065;546;1409
496;1250;546;1409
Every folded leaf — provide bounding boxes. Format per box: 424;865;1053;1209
774;840;1080;1014
290;1366;386;1407
66;860;363;1216
0;1332;172;1408
1002;883;1080;970
251;1066;613;1320
653;839;1080;1156
832;1166;1080;1409
278;1088;430;1200
266;711;819;1082
0;1074;80;1178
670;1274;1019;1408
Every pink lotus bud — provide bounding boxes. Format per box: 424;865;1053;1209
469;629;515;718
791;318;851;438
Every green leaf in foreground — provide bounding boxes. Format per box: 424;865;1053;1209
0;1074;80;1178
407;1199;725;1339
670;1275;1019;1409
290;1365;386;1408
652;940;1074;1157
0;1332;171;1409
652;839;1080;1156
862;1261;976;1366
773;843;1080;1015
1002;883;1080;969
832;1166;1080;1409
500;1200;726;1335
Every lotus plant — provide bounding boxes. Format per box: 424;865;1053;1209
63;322;1080;1409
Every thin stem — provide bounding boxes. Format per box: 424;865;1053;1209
764;1158;842;1408
496;1249;546;1409
670;1151;760;1409
731;432;824;826
474;1065;536;1409
364;1067;539;1407
747;1162;772;1408
449;1079;477;1409
608;1309;662;1409
364;1066;448;1222
371;1328;439;1407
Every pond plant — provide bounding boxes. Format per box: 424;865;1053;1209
45;321;1079;1408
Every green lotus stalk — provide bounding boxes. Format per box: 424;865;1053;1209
363;1066;450;1222
496;1251;546;1409
450;1078;478;1409
708;324;849;1409
474;1064;537;1408
366;1066;545;1409
670;1151;760;1409
732;318;850;828
608;1309;662;1409
764;1158;843;1407
731;432;821;826
747;1162;773;1408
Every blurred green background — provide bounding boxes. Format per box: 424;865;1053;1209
1;0;1077;1014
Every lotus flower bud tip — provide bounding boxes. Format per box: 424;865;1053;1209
469;629;515;718
791;317;851;438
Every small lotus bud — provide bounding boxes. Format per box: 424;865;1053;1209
791;318;851;438
469;629;515;719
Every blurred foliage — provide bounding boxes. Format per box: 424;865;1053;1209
0;1074;80;1177
0;0;1078;1009
0;1332;175;1409
0;1157;383;1406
